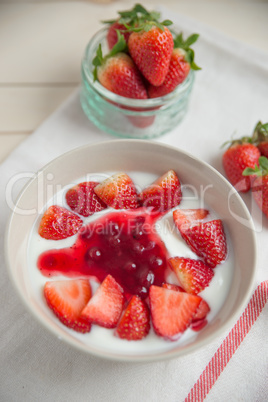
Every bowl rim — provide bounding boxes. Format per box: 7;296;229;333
4;139;258;362
81;26;195;109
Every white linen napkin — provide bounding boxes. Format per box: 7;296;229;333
1;7;268;401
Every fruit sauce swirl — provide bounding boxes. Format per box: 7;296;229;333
38;208;168;301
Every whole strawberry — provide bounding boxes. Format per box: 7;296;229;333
243;156;268;218
222;138;260;192
128;23;174;86
148;33;200;98
93;33;147;99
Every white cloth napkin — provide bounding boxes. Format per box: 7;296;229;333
1;7;268;401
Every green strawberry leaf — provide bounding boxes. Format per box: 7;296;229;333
191;60;202;71
131;3;150;16
259;156;268;171
184;33;199;47
173;33;184;48
173;32;201;70
252;120;268;143
108;31;127;57
162;19;173;26
243;156;268;177
92;44;103;81
243;166;260;176
101;19;117;25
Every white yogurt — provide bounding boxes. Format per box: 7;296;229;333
27;171;234;354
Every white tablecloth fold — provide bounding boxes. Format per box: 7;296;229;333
1;7;268;402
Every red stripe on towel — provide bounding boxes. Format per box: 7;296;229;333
185;281;268;402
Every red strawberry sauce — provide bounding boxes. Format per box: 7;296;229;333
37;208;169;299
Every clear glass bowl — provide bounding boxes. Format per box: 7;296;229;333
80;27;195;139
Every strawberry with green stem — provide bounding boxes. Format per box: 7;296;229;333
148;32;201;98
243;156;268;218
93;32;148;99
103;3;162;49
128;20;174;87
222;136;261;192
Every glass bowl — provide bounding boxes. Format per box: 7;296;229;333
80;28;195;139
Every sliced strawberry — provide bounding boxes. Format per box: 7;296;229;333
193;299;210;321
81;275;124;328
44;279;92;333
190;319;208;332
149;285;201;340
38;205;83;240
139;170;182;212
173;208;209;232
163;282;210;331
115;295;150;340
66;181;107;217
94;172;139;210
182;220;227;268
168;257;214;295
162;283;185;292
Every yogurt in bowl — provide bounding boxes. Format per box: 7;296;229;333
5;140;257;361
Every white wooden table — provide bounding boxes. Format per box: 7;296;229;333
1;0;267;164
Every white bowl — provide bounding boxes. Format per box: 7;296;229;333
5;140;257;362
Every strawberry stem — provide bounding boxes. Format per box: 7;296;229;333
222;121;268;150
173;33;201;70
243;156;268;177
102;3;172;33
92;32;127;81
251;121;268;144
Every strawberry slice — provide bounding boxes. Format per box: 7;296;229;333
149;285;202;340
173;208;209;232
168;257;214;295
38;205;83;240
139;170;182;212
81;275;124;328
162;283;185;292
182;220;227;268
44;279;92;333
66;181;107;217
193;299;210;321
94;173;139;210
163;281;210;332
115;295;150;340
190;319;208;332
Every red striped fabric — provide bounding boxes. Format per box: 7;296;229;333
185;281;268;402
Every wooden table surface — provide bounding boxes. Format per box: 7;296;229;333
1;0;267;164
